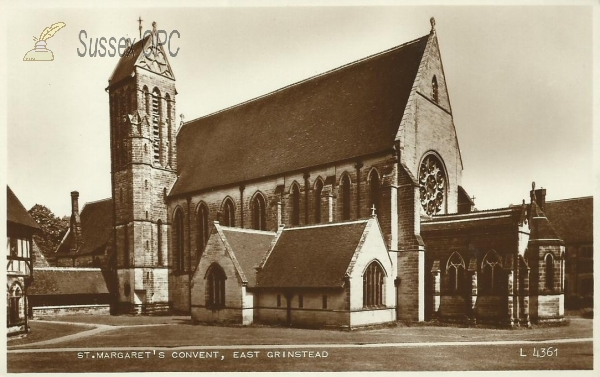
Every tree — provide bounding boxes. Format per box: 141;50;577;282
28;204;69;262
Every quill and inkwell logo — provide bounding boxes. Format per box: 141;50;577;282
23;22;66;61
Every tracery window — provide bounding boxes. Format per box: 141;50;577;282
446;252;465;294
173;209;184;271
151;87;161;164
481;250;504;294
222;198;235;227
341;175;351;221
314;179;323;224
157;219;163;266
545;254;554;291
252;194;267;231
369;169;381;218
206;264;226;309
419;155;445;216
197;204;209;258
363;261;385;307
291;184;300;226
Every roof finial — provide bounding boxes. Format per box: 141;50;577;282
371;204;377;218
138;16;143;39
180;113;185;127
532;181;536;191
152;21;157;35
430;17;436;33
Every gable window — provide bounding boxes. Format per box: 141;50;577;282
222;198;235;227
341;174;351;221
369;169;381;218
291;183;300;226
322;295;328;309
206;264;226;309
432;76;439;103
545;254;554;291
314;179;323;224
481;250;504;294
252;193;267;231
197;204;209;258
173;209;185;271
446;252;465;294
363;261;385;307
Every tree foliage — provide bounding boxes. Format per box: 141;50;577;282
28;204;69;261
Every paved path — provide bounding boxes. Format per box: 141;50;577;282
8;337;593;354
8;320;179;349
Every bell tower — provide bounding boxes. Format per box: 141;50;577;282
107;21;177;313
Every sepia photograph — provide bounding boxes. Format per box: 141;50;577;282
2;0;596;374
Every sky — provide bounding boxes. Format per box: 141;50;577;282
2;2;596;217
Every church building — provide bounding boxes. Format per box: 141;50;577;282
63;18;565;327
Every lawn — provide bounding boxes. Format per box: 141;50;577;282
6;316;594;372
17;317;592;350
7;321;92;347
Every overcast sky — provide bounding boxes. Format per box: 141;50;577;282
3;2;595;217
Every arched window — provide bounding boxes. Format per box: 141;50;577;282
369;169;381;218
143;86;150;114
314;179;323;224
419;154;446;216
432;76;439;103
9;284;23;325
222;198;235;227
165;93;173;166
363;261;385;307
341;174;351;220
173;209;184;271
481;250;504;294
545;254;554;291
252;193;267;230
152;87;161;164
197;204;209;258
157;219;163;266
206;264;226;309
446;252;465;294
291;183;300;226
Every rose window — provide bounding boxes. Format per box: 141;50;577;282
419;156;445;215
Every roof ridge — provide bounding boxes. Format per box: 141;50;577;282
219;226;276;235
84;197;112;206
181;34;430;128
546;196;593;204
284;218;369;231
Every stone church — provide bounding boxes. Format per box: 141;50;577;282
57;19;565;328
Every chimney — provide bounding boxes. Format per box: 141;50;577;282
70;191;82;252
529;181;546;212
535;187;546;212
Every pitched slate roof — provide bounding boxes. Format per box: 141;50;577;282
221;228;276;287
7;186;40;230
528;202;563;244
257;220;369;288
32;240;50;268
56;198;113;256
421;207;524;232
108;35;150;87
29;268;109;296
544;197;593;245
170;34;431;196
